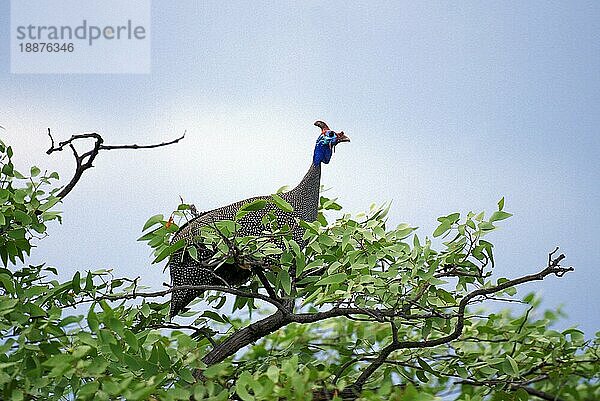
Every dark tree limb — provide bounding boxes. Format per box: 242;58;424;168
201;306;292;366
252;266;281;303
46;129;185;200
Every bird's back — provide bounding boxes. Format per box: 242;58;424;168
168;177;319;318
173;162;321;247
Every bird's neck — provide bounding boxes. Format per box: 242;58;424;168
286;162;322;222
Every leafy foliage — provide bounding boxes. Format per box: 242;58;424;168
1;140;598;400
0;139;61;266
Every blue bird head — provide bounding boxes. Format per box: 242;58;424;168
312;120;350;165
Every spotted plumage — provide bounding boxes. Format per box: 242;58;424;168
168;121;349;318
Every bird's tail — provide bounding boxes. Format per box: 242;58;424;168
169;263;211;319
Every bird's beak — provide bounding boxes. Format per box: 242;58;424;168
336;131;350;143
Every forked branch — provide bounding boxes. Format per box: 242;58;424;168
46;129;185;200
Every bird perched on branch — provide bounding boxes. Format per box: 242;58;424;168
168;121;350;318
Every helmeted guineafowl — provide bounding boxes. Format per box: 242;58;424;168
168;121;350;318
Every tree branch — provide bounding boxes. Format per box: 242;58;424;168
46;129;185;200
89;284;289;313
252;266;281;303
201;306;292;367
346;250;573;395
458;378;567;401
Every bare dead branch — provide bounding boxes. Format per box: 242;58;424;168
45;129;185;200
100;132;186;150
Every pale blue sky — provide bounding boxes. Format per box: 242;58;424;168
1;1;598;334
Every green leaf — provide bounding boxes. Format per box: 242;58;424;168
124;330;139;351
316;273;347;286
318;234;336;247
2;163;13;176
13;210;32;225
85;271;94;291
141;303;151;317
142;214;164;231
506;355;519;376
235;371;255;401
39;197;61;212
179;368;196;384
30;166;41;177
0;298;18;313
417;357;437;375
320;196;343;211
498;197;505;211
202;311;226;323
25;303;47;318
77;381;100;398
456;366;468;379
236;199;267;220
278;270;292;295
188;245;199;261
156;343;171;369
437;289;456;304
515;388;530;401
106;317;124;336
87;308;100;332
415;369;429;383
563;328;585;345
433;222;451;237
271;193;293;212
128;385;156;400
266;365;279;382
41;211;61;222
122;353;143;371
438;212;460;224
489;211;512;222
72;345;92;359
427;277;447;286
479;221;496;231
153;239;185;263
72;271;81;292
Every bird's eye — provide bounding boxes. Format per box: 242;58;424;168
327;131;335;137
